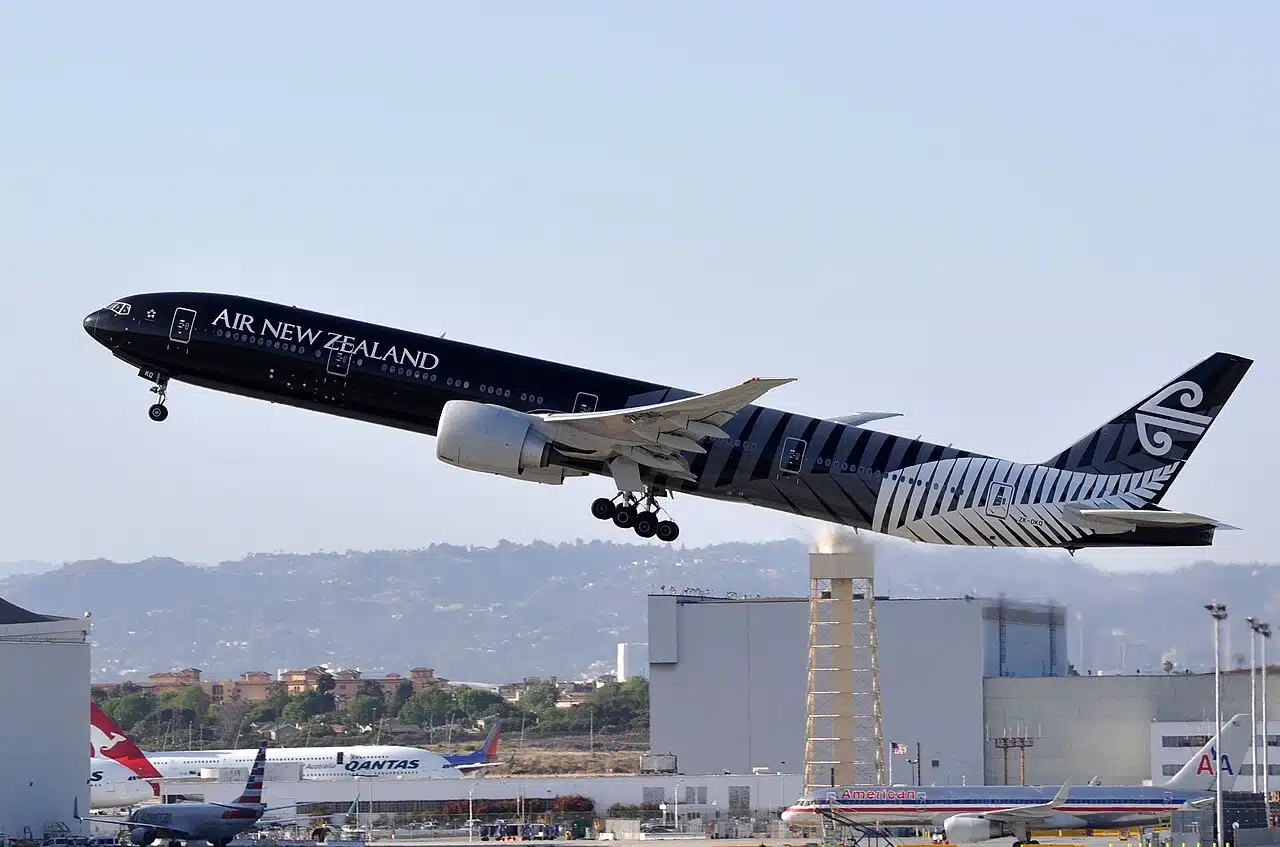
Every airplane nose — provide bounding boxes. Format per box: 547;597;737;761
83;310;100;339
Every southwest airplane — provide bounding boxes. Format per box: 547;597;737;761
78;744;316;847
781;713;1250;847
92;701;484;780
84;293;1251;547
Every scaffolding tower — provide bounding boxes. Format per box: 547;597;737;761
804;547;884;793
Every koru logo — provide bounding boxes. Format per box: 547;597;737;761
1135;380;1212;457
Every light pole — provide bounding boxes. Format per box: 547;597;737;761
1248;617;1260;793
779;761;786;814
1251;620;1272;823
468;782;476;843
1206;601;1227;847
674;778;682;832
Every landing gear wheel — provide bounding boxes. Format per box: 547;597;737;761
148;403;168;422
656;520;680;542
591;498;617;520
613;505;636;528
634;511;658;538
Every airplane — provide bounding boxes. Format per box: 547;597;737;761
77;743;313;847
92;701;465;780
780;713;1250;846
441;718;503;772
83;293;1252;548
89;756;156;809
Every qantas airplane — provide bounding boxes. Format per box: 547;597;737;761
91;701;479;780
781;713;1250;846
84;293;1251;548
89;756;156;809
78;743;314;847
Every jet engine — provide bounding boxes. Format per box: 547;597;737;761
436;400;566;484
943;815;1011;844
129;827;157;846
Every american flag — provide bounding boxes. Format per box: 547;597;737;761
891;742;908;756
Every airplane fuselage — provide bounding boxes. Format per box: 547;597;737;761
83;292;1244;550
136;744;461;780
782;784;1208;830
90;756;154;809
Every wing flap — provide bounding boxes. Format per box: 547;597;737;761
828;412;902;427
976;782;1071;823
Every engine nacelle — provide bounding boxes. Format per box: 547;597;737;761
943;815;1011;844
436;400;566;484
129;827;157;846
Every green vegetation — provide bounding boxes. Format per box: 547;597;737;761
90;675;649;751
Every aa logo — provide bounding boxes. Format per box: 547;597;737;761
1195;748;1233;776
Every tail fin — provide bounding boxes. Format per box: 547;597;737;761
1044;352;1251;502
90;701;164;787
481;718;501;761
233;743;268;805
1162;713;1249;791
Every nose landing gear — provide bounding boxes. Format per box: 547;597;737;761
142;370;170;422
591;490;680;542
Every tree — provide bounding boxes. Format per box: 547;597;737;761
358;679;385;702
399;689;454;727
519;682;559;713
102;691;157;731
316;672;336;696
390;680;415;714
346;694;382;724
282;690;335;724
453;686;507;720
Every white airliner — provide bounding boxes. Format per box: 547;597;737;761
92;702;464;781
90;757;156;809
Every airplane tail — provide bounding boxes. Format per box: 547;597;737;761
90;701;164;793
232;743;268;805
1163;713;1249;791
1043;352;1251;503
480;718;501;761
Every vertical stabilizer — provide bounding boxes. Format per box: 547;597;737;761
90;701;164;792
1043;352;1250;503
1163;713;1249;791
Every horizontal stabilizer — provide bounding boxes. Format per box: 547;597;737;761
1065;506;1240;533
829;412;902;427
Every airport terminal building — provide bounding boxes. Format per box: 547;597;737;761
647;592;1280;790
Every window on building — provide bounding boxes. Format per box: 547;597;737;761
728;786;750;813
642;787;665;805
1161;734;1211;748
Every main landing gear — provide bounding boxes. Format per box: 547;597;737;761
591;490;680;543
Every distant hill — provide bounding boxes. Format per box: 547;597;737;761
2;540;1277;683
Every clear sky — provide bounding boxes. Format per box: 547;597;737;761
1;2;1276;570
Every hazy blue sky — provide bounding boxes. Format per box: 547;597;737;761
2;3;1276;570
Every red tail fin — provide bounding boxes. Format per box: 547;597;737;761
90;701;164;781
233;744;267;805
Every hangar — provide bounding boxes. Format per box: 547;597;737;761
0;597;90;840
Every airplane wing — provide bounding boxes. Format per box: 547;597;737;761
536;377;795;483
455;761;505;773
966;782;1071;823
827;412;901;427
1064;506;1240;533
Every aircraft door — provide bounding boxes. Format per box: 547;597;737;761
327;348;351;377
1163;790;1173;806
573;392;598;413
779;437;807;476
169;308;196;344
985;482;1013;518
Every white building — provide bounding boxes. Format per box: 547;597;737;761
1150;717;1280;787
617;643;649;681
0;597;90;839
985;671;1280;788
647;593;1065;783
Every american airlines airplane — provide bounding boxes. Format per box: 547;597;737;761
84;293;1250;548
781;713;1250;846
91;702;467;780
79;743;314;847
89;757;156;809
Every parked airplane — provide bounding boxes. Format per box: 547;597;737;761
781;713;1250;846
89;756;156;809
92;701;465;780
78;743;311;847
84;293;1251;548
441;718;503;772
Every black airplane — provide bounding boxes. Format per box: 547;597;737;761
84;293;1251;548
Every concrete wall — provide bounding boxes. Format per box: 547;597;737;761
0;619;90;838
983;670;1280;788
647;594;1058;785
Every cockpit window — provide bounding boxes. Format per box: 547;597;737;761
106;301;131;316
